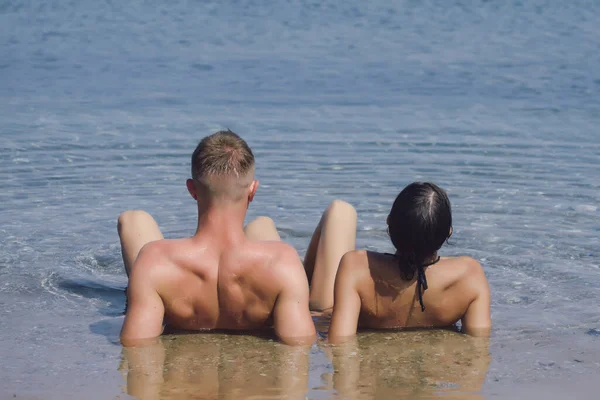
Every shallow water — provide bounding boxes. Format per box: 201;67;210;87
1;0;599;399
121;330;490;400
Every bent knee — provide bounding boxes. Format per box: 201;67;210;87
252;216;275;225
246;216;276;230
326;200;357;219
117;210;154;233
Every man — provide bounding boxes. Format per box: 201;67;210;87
328;182;491;342
118;130;315;346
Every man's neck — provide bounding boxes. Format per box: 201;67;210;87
193;202;248;245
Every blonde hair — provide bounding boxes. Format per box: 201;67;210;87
191;130;255;201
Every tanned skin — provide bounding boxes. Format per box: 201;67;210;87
120;175;316;347
329;251;491;343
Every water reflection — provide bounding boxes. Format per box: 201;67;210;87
120;333;309;400
327;330;490;399
120;330;489;400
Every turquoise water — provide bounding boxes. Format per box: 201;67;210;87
1;1;599;398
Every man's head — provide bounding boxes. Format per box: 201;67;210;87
387;182;452;262
186;130;258;205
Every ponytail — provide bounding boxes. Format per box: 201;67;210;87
396;254;440;312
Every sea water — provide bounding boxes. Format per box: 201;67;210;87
1;0;599;398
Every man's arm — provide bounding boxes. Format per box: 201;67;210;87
272;248;316;346
120;246;165;346
328;252;362;344
460;259;491;337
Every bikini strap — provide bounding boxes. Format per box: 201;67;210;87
386;252;440;312
416;256;440;312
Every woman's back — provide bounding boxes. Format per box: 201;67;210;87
347;251;487;330
328;182;491;342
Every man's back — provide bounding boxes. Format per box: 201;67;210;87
141;237;293;331
329;250;491;339
122;235;314;343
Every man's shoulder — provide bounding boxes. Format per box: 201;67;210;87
130;239;184;277
250;241;305;285
247;240;300;265
143;237;191;251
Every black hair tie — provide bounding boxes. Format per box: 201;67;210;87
416;256;440;312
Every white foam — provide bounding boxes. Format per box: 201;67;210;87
575;204;597;213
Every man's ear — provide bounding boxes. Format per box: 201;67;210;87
248;179;259;203
186;179;198;200
448;226;453;239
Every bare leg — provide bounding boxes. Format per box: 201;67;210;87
245;216;281;242
117;210;164;277
304;200;357;311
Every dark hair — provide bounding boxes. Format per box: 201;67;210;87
191;130;254;181
387;182;452;310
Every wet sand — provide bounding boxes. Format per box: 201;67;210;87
3;324;599;399
120;329;490;400
115;325;600;400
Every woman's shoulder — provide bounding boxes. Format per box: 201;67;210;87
337;250;375;283
434;256;485;283
341;250;396;268
439;256;482;269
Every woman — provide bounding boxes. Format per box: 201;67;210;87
328;182;491;342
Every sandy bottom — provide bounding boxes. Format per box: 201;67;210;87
4;327;600;400
115;329;600;400
117;330;487;400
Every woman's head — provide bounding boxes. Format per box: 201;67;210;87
387;182;452;264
